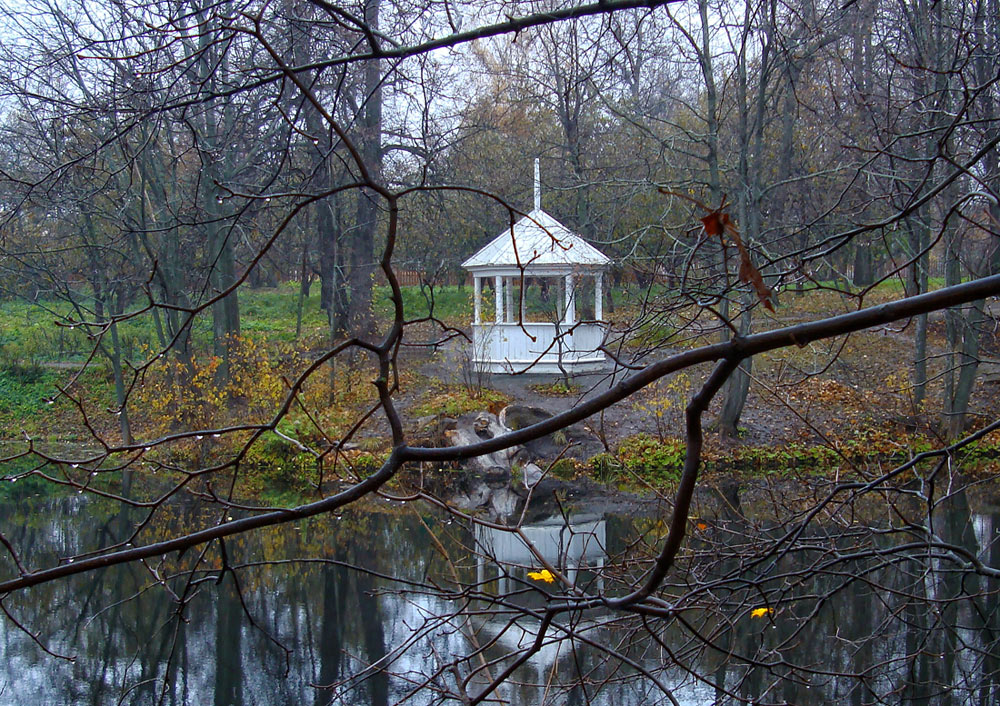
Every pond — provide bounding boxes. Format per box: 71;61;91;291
1;481;998;705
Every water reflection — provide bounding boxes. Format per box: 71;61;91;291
475;514;606;594
469;515;610;705
0;486;998;705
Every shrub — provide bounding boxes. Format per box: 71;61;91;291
0;366;58;419
590;452;622;483
548;457;578;479
632;373;691;442
0;471;57;501
133;337;315;436
617;434;686;482
410;384;509;418
242;434;318;493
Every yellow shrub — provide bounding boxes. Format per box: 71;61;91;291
133;337;303;437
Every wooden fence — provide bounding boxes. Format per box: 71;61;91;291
394;269;466;287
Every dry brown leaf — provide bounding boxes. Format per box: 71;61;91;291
733;233;775;312
700;210;727;237
662;189;776;312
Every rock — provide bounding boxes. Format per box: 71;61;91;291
443;410;556;502
522;462;544;488
444;467;521;518
442;408;594;505
409;414;457;447
446;412;519;473
499;405;552;431
499;404;604;461
473;412;492;435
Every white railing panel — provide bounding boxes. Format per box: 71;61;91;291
472;323;606;372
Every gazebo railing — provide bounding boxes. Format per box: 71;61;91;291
471;321;606;374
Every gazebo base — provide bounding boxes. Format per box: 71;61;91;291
471;356;607;375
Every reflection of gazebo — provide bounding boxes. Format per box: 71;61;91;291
462;161;611;374
472;515;608;703
475;515;607;595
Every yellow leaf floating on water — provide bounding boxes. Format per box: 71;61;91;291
527;569;555;583
750;607;773;619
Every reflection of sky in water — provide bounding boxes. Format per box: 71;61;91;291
1;496;998;705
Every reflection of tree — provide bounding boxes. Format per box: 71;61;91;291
983;513;1000;705
214;573;244;706
314;558;347;706
355;563;389;706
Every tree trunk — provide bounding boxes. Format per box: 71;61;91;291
348;0;382;334
940;0;1000;437
904;216;930;407
717;0;770;437
296;222;311;340
853;243;874;286
214;573;243;706
717;301;754;437
198;18;240;383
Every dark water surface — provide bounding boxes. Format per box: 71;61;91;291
1;485;999;705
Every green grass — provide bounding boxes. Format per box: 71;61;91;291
0;284;326;364
0;272;946;408
375;284;472;324
238;282;329;340
790;276;952;296
0;365;60;419
0;284;473;435
2;279;655;369
0;273;963;368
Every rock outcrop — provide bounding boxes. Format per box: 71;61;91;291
445;411;543;490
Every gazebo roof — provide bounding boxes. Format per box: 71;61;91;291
462;209;611;271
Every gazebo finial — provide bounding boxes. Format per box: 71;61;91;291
533;158;540;211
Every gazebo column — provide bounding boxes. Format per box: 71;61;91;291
494;275;503;323
473;276;482;325
595;272;604;320
505;276;514;323
564;274;576;325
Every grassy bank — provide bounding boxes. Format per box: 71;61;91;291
1;276;997;500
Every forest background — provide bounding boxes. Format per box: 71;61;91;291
0;0;999;702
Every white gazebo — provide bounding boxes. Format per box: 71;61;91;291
462;161;611;374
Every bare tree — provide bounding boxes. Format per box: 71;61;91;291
0;0;999;704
